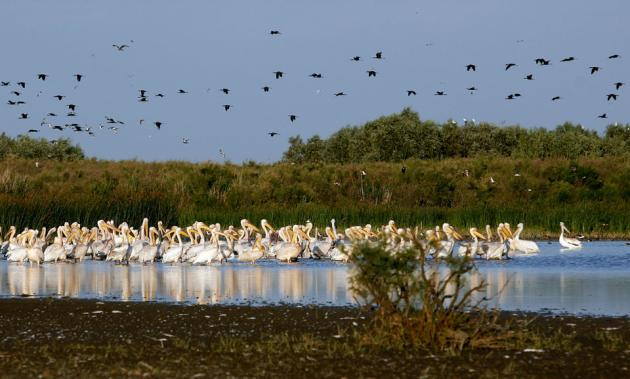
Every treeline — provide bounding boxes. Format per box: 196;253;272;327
1;157;630;237
283;108;630;163
0;133;84;161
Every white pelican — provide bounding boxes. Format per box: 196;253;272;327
457;227;486;257
483;224;510;260
192;229;223;265
237;233;265;263
275;225;304;262
44;227;68;262
26;231;44;265
162;228;187;263
509;223;540;253
559;222;582;249
139;227;160;263
434;223;462;258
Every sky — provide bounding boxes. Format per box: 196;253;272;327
1;0;628;162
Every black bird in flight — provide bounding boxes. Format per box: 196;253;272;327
222;104;232;111
17;82;26;88
262;86;270;92
560;57;575;62
309;73;322;78
37;74;48;81
552;96;561;101
367;70;377;77
274;71;284;79
52;125;64;130
373;51;383;59
0;81;9;86
435;91;446;96
407;90;416;96
506;94;515;100
598;113;607;119
590;66;600;74
54;95;65;101
155;93;165;97
609;54;620;59
11;91;20;96
19;113;28;119
268;132;279;137
505;63;517;70
467;87;477;93
614;82;624;90
178;89;188;94
334;92;347;96
220;88;230;94
47;113;57;116
139;89;147;97
607;94;618;101
74;74;83;82
154;121;162;130
535;58;550;65
524;74;534;80
27;129;39;133
138;97;148;102
67;112;77;117
270;30;281;35
351;56;361;62
7;100;16;105
289;114;297;122
466;64;476;72
112;44;129;51
68;104;76;111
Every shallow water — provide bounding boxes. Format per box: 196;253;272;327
1;241;629;315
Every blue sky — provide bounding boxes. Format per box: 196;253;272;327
1;0;628;162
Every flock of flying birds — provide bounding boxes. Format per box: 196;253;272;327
1;31;626;147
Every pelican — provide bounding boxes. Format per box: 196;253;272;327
139;227;160;263
192;229;223;265
275;225;304;262
44;227;68;262
26;231;44;265
434;223;462;258
237;233;265;263
509;223;540;253
162;228;187;263
457;227;486;257
483;224;510;260
559;222;582;249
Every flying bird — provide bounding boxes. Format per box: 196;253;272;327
351;56;361;61
598;113;607;119
366;70;377;77
609;54;620;59
139;89;147;97
0;81;9;86
178;89;188;94
268;132;279;137
560;57;575;62
74;74;83;82
220;88;230;94
434;91;446;96
274;71;284;79
407;90;416;96
289;114;297;122
27;129;39;133
334;92;347;96
54;95;65;101
309;73;322;78
535;58;550;65
590;66;600;74
270;30;281;35
182;138;189;144
524;74;534;80
614;82;624;90
47;113;57;116
67;112;77;117
19;113;28;119
17;82;26;88
155;93;165;97
67;104;76;111
373;51;383;59
552;96;561;101
466;87;477;93
37;74;48;81
466;64;476;72
154;121;162;129
222;104;232;111
112;44;129;51
607;93;618;101
262;86;270;92
505;63;517;70
11;91;20;96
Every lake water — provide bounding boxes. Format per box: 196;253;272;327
1;241;629;316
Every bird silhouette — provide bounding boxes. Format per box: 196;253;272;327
17;82;26;88
435;91;446;96
52;125;64;130
466;64;476;72
139;89;147;97
367;70;377;77
67;104;76;111
262;86;270;92
268;132;279;137
407;90;416;96
524;74;534;80
334;92;347;96
552;96;561;101
67;112;77;117
19;113;28;119
178;89;188;94
607;93;618;101
182;138;189;144
11;91;20;96
222;104;232;111
138;97;148;102
467;87;477;93
7;100;16;105
112;44;129;51
609;54;620;59
54;95;65;101
560;57;575;62
535;58;551;65
47;113;57;117
309;73;322;78
270;30;281;35
289;114;297;122
0;81;9;86
505;63;517;71
155;93;165;97
350;56;361;62
154;121;162;129
37;74;48;81
220;88;230;94
27;129;39;133
274;71;284;79
590;66;600;74
614;82;624;90
506;94;515;100
598;113;608;119
373;51;383;59
74;74;83;82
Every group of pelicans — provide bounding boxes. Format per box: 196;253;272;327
0;219;583;265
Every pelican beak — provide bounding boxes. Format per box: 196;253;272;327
473;230;486;240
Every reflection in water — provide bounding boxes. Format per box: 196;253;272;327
1;241;630;315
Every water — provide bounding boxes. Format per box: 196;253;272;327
1;241;629;315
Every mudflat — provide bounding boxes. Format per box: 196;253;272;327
0;298;628;378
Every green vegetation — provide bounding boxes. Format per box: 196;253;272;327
1;156;630;237
283;108;630;163
0;133;84;161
